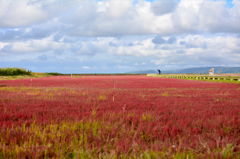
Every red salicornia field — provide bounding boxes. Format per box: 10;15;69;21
0;75;239;158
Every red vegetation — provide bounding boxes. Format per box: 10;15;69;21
0;75;239;158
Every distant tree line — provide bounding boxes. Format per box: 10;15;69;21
45;72;63;75
0;67;32;76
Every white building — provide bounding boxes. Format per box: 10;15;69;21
209;68;214;75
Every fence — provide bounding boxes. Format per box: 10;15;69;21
147;74;240;82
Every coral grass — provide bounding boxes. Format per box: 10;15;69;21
0;75;239;158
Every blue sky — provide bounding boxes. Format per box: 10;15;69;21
0;0;239;73
226;0;234;7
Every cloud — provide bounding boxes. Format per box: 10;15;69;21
54;50;64;55
37;54;47;61
0;0;47;27
151;59;167;65
83;66;89;69
61;0;240;36
0;0;79;28
167;36;176;44
181;35;208;49
1;0;240;73
160;46;171;50
152;35;166;44
179;41;186;45
176;50;185;54
1;44;13;53
0;0;239;38
109;42;118;47
152;35;177;45
104;0;133;19
1;33;240;69
151;0;178;16
198;0;240;33
77;42;98;55
126;42;133;46
0;42;8;50
0;35;70;53
0;25;58;41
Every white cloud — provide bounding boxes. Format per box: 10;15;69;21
117;65;133;69
25;28;32;33
1;35;70;53
104;0;133;18
151;0;178;16
83;66;89;69
0;0;80;28
0;0;240;73
0;0;239;36
77;42;98;55
1;33;239;68
0;0;48;27
59;0;240;36
198;1;240;33
0;42;8;50
151;59;167;65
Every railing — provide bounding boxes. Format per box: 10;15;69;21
147;74;240;82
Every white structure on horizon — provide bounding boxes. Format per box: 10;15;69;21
209;68;214;75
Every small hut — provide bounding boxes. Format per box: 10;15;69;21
209;68;214;75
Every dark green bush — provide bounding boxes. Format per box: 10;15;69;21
0;67;32;76
45;72;63;76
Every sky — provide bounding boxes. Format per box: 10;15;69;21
0;0;239;73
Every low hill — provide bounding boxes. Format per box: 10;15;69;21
126;67;240;74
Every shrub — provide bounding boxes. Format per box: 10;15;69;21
0;67;32;76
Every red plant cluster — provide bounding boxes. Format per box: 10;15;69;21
0;75;239;158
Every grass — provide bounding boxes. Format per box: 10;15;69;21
0;73;50;80
184;77;240;84
98;94;107;100
0;67;67;80
71;75;84;78
1;120;239;159
149;74;240;84
0;70;65;80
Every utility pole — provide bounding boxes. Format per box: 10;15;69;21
113;64;119;102
114;64;119;89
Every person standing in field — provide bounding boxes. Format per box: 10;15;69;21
157;69;161;74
